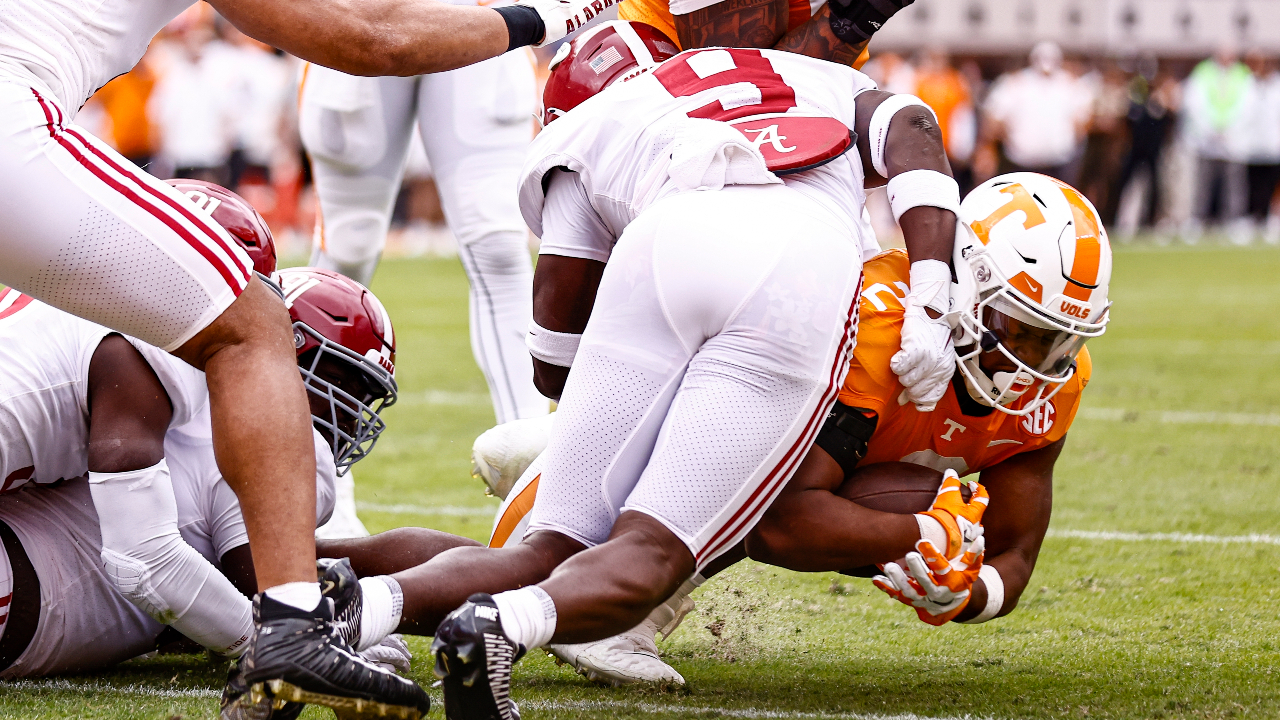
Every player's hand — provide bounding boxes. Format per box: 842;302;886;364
512;0;587;47
359;634;412;674
873;535;984;626
916;469;988;558
890;297;956;412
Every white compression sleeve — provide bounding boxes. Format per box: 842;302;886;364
89;460;253;657
961;564;1005;624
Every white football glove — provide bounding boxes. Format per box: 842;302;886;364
512;0;595;47
890;260;956;412
359;633;412;674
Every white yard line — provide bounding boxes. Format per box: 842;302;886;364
1046;529;1280;546
519;699;988;720
357;501;495;517
3;678;219;699
1077;407;1280;427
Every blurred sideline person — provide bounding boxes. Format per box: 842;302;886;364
481;172;1112;684
0;0;631;708
1244;52;1280;243
299;46;549;429
297;22;964;719
1181;46;1253;241
983;42;1093;184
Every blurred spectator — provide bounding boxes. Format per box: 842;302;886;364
861;52;917;95
1078;60;1132;221
148;15;235;183
209;21;294;189
1244;52;1280;243
913;47;977;194
1181;46;1253;240
1111;57;1179;233
983;42;1093;184
90;49;159;169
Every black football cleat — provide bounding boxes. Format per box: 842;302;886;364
234;592;430;720
431;594;524;720
220;660;304;720
318;557;363;649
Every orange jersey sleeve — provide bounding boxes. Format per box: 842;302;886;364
837;250;1092;477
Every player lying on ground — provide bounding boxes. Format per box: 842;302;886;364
479;171;1113;684
0;260;410;679
297;22;964;720
0;0;649;707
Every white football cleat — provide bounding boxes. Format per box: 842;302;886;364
550;617;685;686
315;470;370;539
471;414;556;500
359;633;412;674
548;574;701;685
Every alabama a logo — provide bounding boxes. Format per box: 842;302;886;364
1020;400;1056;437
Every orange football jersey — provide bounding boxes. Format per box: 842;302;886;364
839;250;1091;477
618;0;870;68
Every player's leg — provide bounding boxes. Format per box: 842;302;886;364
528;186;865;641
416;53;546;423
300;69;420;286
0;83;428;714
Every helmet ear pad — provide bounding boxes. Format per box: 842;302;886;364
541;21;680;126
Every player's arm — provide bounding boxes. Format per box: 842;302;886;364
529;168;612;401
531;256;604;400
744;442;922;570
951;438;1062;623
773;5;866;66
854;89;958;411
87;336;254;656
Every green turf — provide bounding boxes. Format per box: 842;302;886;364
3;244;1278;719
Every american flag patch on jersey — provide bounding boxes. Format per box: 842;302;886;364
589;47;624;75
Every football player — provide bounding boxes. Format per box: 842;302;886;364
298;22;963;719
299;45;547;447
486;171;1111;683
0;0;625;709
0;262;405;687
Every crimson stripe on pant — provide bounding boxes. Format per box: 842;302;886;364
695;275;863;565
30;90;249;295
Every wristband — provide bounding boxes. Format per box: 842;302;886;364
828;0;916;45
527;320;581;367
960;564;1004;624
495;5;546;52
907;258;951;315
867;95;935;178
887;169;960;223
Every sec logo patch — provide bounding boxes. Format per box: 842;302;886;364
1021;400;1056;437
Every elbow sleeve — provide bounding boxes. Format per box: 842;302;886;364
90;460;253;657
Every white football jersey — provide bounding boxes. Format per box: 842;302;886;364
0;0;194;112
0;288;207;494
519;48;878;250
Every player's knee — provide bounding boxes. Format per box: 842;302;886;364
174;279;293;370
459;230;533;277
101;546;178;624
318;209;389;268
743;518;801;569
603;513;696;606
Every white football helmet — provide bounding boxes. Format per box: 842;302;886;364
950;173;1112;415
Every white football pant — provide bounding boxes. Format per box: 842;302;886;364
0;82;253;351
527;185;864;570
299;53;547;424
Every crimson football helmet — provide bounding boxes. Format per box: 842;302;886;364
541;20;680;126
276;268;397;474
166;178;277;276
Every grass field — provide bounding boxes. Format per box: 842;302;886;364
3;242;1279;719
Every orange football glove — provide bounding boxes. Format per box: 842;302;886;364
917;469;989;559
872;535;985;626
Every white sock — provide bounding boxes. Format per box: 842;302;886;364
492;586;557;650
264;581;322;611
357;576;403;651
